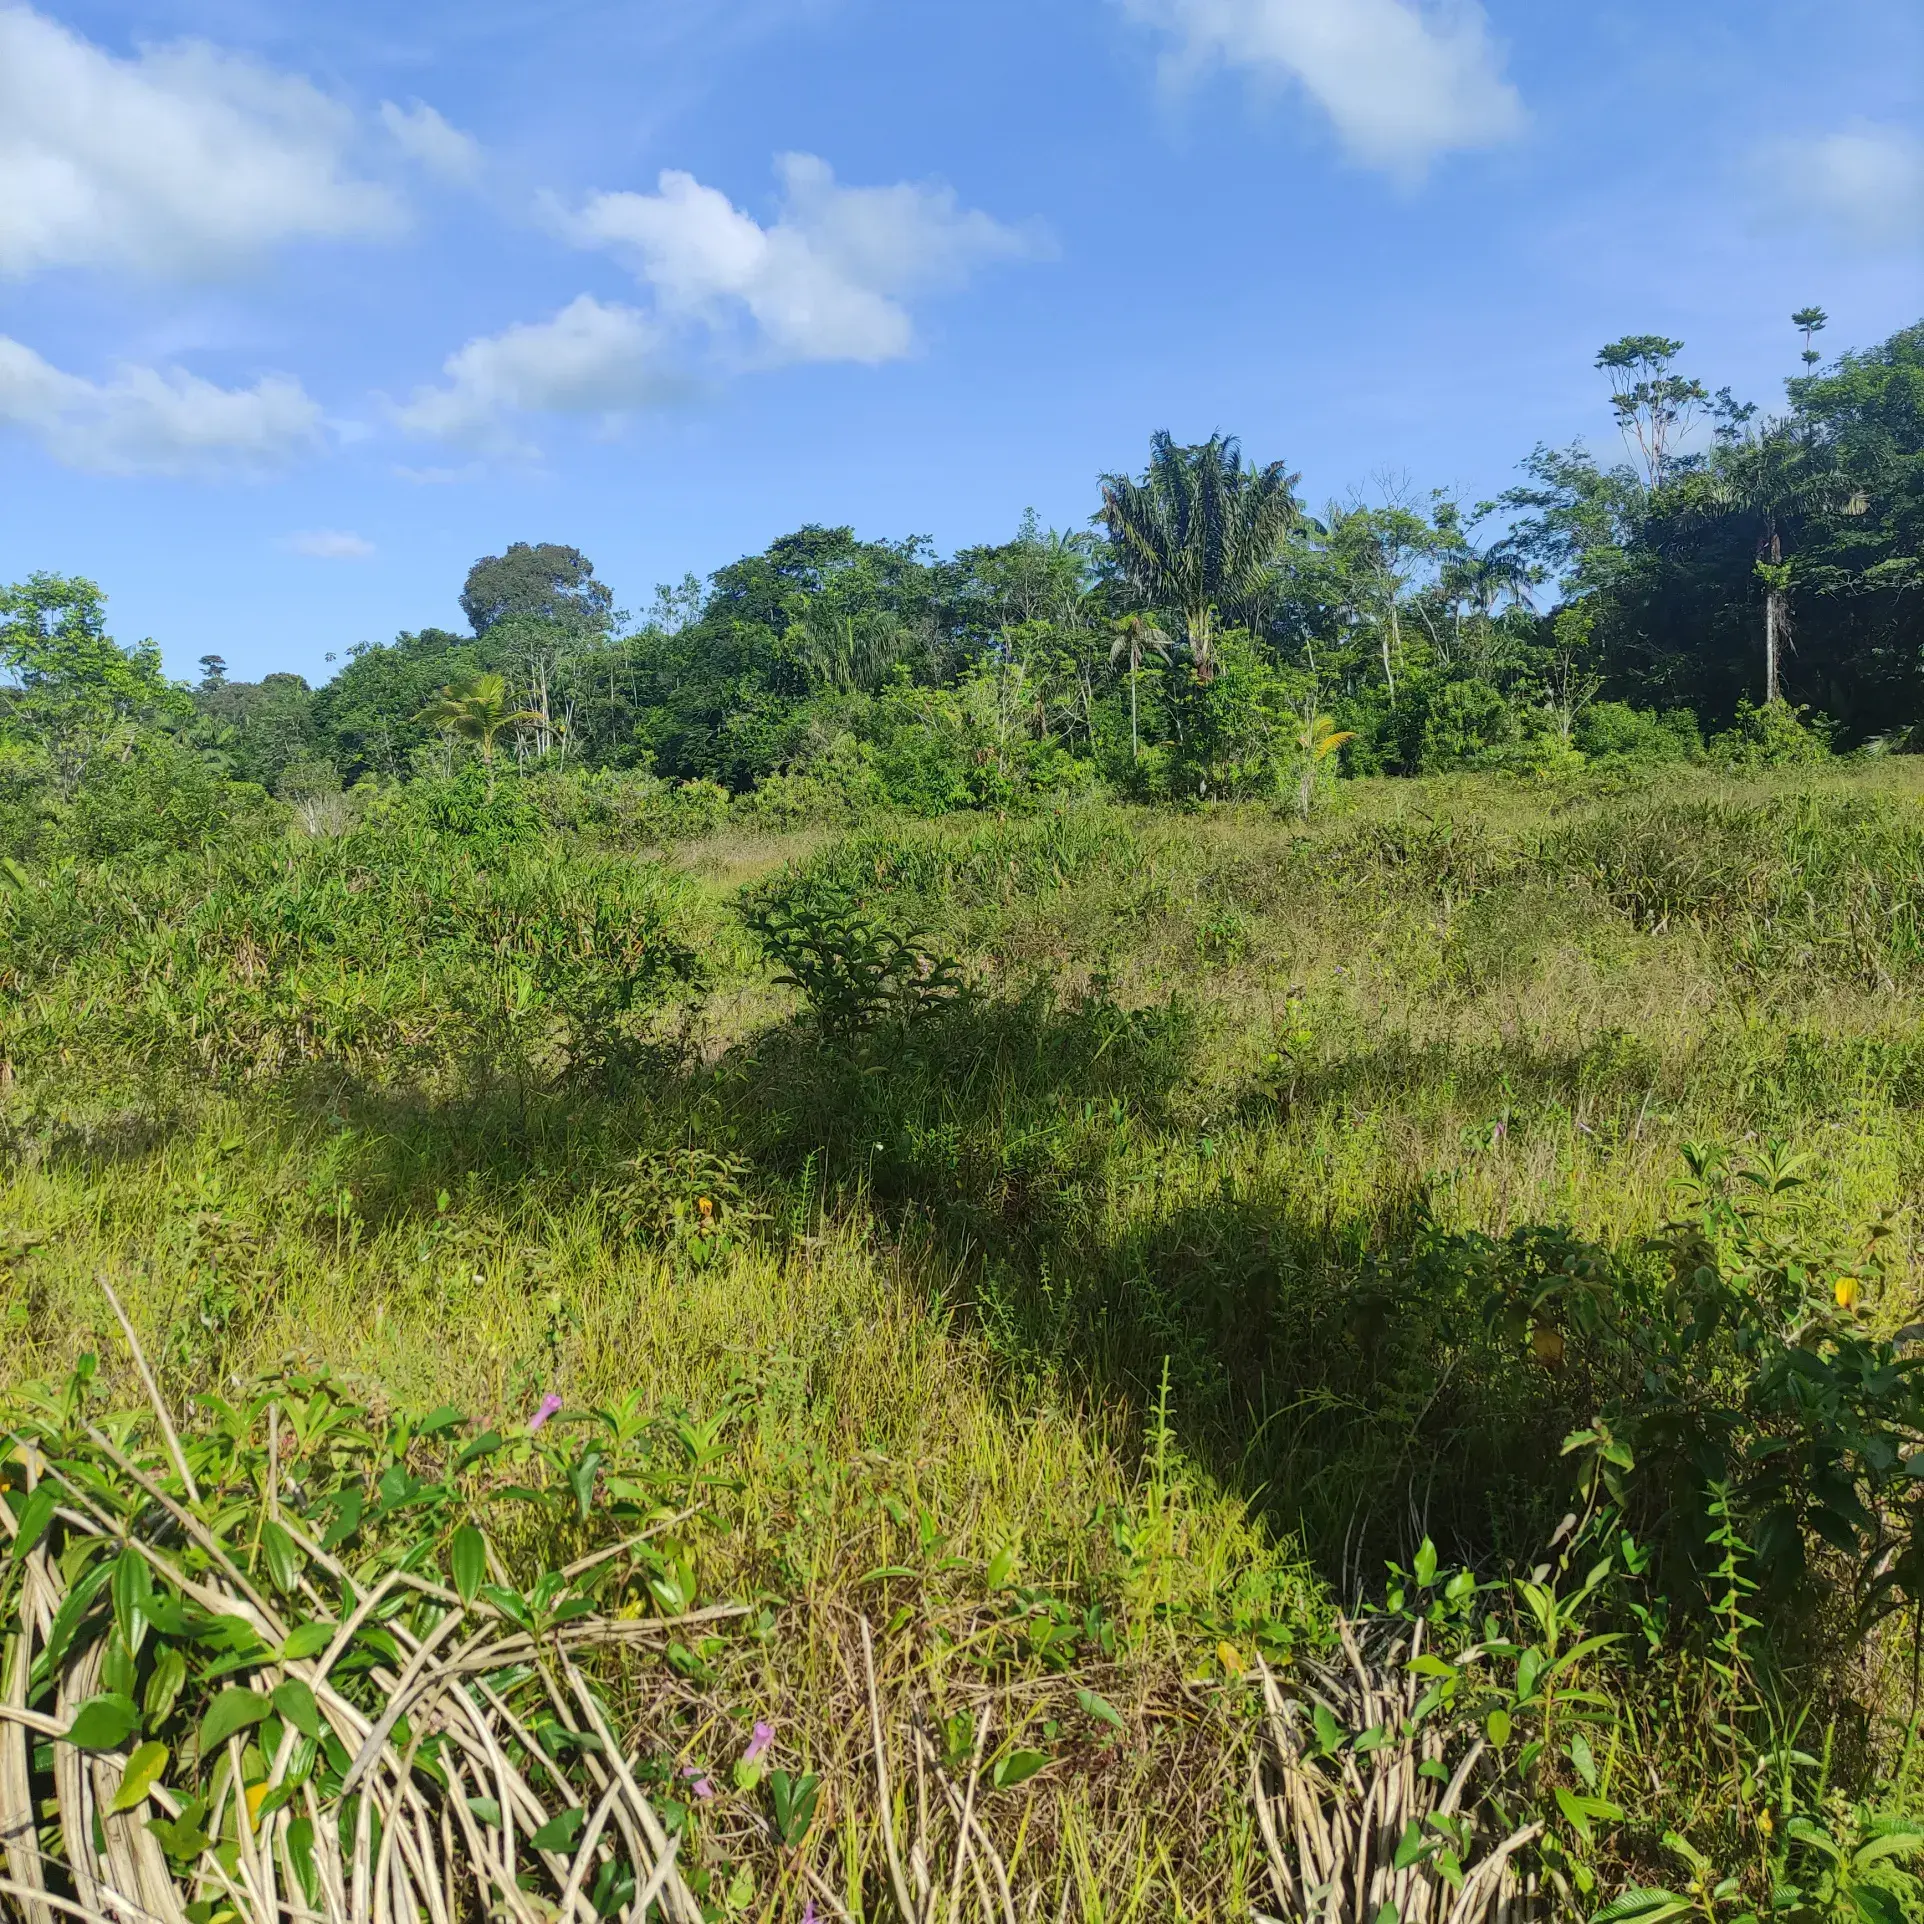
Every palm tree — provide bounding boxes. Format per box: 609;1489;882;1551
1108;613;1172;762
413;673;544;797
1291;710;1355;820
1098;432;1301;682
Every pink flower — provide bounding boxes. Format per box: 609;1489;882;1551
529;1393;563;1432
743;1720;774;1765
679;1767;715;1800
802;1904;818;1924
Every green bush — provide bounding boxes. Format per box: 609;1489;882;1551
740;871;961;1038
1418;678;1515;771
0;821;704;1085
1710;698;1834;768
49;736;275;860
1576;701;1703;766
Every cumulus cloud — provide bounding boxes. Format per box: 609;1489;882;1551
381;99;482;185
1767;126;1924;251
0;3;402;278
1122;0;1525;179
561;152;1047;364
284;529;376;559
403;156;1041;448
0;335;324;474
397;294;680;451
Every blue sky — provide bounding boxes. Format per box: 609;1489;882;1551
0;0;1919;681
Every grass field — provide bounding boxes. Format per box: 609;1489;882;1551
7;761;1924;1918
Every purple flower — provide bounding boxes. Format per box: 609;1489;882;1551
742;1720;774;1765
529;1392;563;1432
681;1770;715;1801
802;1904;818;1924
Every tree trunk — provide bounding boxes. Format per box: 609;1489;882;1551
1765;527;1783;705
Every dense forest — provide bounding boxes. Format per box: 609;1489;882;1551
2;316;1919;853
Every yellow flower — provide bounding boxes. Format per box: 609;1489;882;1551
1216;1641;1246;1678
1835;1276;1861;1312
697;1196;714;1220
1758;1806;1775;1836
245;1781;271;1823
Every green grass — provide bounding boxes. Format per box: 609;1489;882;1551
6;759;1924;1915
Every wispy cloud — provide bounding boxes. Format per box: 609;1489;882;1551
0;335;324;474
380;99;482;185
1764;125;1924;252
1121;0;1525;180
283;528;376;558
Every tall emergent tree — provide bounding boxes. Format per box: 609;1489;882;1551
1098;432;1301;681
1596;336;1708;490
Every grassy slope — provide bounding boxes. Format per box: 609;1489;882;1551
5;762;1922;1915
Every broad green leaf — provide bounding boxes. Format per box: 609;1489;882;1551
199;1688;272;1753
285;1817;320;1907
1392;1820;1430;1871
1485;1709;1513;1747
259;1522;303;1595
991;1749;1047;1789
280;1622;333;1661
450;1524;486;1607
1853;1890;1904;1924
11;1485;56;1562
144;1646;188;1725
417;1405;465;1435
319;1488;363;1553
1591;1890;1692;1924
454;1432;503;1472
66;1693;140;1751
111;1549;153;1655
529;1808;586;1852
1413;1539;1438;1588
1312;1703;1343;1755
110;1740;169;1812
985;1545;1018;1590
271;1679;324;1742
1075;1688;1126;1732
466;1797;502;1828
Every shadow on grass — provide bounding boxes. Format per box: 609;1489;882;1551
220;984;1600;1588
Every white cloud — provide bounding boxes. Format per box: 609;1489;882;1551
284;529;376;559
397;294;678;450
1767;127;1924;252
0;3;400;277
0;335;324;474
562;151;1046;363
1122;0;1525;179
380;99;482;185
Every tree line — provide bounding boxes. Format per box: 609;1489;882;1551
2;313;1918;852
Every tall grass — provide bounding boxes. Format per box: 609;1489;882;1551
4;759;1923;1914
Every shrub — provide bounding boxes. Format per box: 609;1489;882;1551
1710;698;1833;768
1418;678;1515;771
50;736;274;860
1576;701;1703;766
740;872;961;1038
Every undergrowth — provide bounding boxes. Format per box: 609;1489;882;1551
5;762;1924;1917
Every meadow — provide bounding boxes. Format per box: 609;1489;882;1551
6;759;1924;1920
